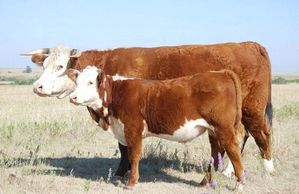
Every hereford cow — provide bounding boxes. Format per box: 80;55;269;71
68;66;246;189
21;42;273;178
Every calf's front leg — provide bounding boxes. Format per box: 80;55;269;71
115;143;131;177
124;127;142;189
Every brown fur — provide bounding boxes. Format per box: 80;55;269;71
90;70;245;187
73;42;272;160
31;54;47;65
32;41;272;174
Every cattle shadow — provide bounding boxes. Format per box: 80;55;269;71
7;156;205;187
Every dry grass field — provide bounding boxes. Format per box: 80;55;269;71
0;70;299;194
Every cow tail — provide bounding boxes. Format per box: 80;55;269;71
258;44;273;128
224;70;243;128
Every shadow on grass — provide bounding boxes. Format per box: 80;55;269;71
5;156;204;187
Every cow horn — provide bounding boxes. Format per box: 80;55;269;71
20;48;50;56
70;49;81;58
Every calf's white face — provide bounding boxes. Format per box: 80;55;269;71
69;66;102;110
30;45;80;98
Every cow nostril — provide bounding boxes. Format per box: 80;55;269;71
38;85;43;89
72;96;77;100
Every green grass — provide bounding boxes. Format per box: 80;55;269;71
274;102;299;118
0;76;38;85
272;77;299;84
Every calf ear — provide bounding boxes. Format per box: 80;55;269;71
31;54;48;66
70;49;81;58
87;107;99;123
66;68;80;82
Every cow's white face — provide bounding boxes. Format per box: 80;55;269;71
32;46;80;98
69;66;103;110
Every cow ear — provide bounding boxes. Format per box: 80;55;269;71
31;54;48;66
66;68;80;82
97;71;104;84
70;49;81;58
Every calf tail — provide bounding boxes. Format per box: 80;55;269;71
223;70;243;128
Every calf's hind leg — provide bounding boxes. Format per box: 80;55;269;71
219;128;245;184
200;134;225;186
223;123;247;178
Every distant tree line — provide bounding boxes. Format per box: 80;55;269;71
23;66;32;73
272;77;299;84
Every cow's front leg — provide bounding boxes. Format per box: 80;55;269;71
125;127;142;189
115;142;131;177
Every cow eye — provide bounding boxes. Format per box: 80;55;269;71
56;65;63;71
88;81;93;85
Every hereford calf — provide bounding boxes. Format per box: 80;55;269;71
69;66;245;189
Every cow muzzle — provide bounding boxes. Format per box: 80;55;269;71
69;96;80;105
33;83;50;96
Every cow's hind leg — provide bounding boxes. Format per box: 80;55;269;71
200;134;225;186
115;143;131;177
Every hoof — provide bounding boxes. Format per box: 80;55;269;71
111;177;123;187
124;184;134;190
115;170;129;177
235;181;245;193
199;176;211;186
112;175;124;179
222;161;235;178
263;159;275;174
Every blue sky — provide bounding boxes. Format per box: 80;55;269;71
0;0;298;72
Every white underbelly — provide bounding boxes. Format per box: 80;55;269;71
107;116;127;146
106;117;214;145
146;118;213;143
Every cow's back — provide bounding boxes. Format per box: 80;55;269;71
74;42;271;118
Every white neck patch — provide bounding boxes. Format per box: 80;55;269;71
107;116;127;146
112;74;137;81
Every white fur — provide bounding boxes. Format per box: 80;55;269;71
107;116;127;146
222;159;235;178
235;182;244;192
112;74;136;81
103;107;109;117
104;91;107;102
70;66;102;107
142;120;148;137
146;118;212;143
33;45;76;97
263;158;275;173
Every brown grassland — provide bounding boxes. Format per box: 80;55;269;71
0;70;299;194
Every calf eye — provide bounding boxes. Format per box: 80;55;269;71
56;65;63;71
88;81;93;85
